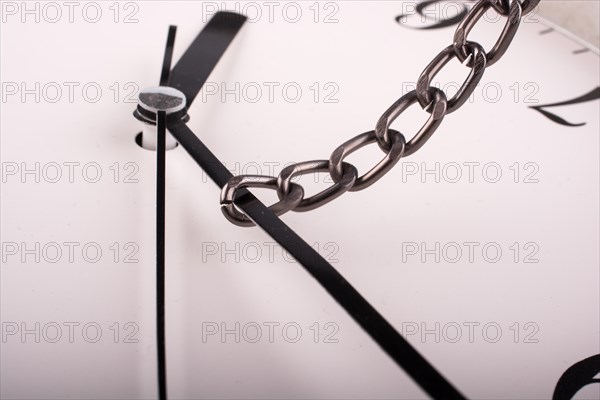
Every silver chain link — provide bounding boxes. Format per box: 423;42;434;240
220;0;540;227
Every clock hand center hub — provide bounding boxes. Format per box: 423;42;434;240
133;86;189;150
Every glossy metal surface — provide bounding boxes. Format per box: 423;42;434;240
220;175;304;227
375;90;447;157
221;0;535;226
454;0;521;67
416;43;487;113
277;160;358;212
329;130;406;192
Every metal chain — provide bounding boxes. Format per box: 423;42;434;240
220;0;540;227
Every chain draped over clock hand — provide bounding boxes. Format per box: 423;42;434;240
220;0;540;227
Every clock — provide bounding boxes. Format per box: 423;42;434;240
1;1;599;399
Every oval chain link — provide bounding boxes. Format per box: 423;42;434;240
277;160;358;212
220;175;304;227
329;129;406;192
416;43;486;114
374;89;447;156
454;0;521;68
220;0;529;227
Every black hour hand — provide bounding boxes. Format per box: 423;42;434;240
168;11;247;107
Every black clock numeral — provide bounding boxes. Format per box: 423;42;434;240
530;87;600;127
553;354;600;400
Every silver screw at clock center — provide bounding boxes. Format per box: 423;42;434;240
134;86;189;150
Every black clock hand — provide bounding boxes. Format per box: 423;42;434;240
138;15;246;399
160;26;177;86
167;118;467;400
155;25;179;399
156;110;167;400
168;12;246;106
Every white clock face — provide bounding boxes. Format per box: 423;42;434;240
1;1;599;399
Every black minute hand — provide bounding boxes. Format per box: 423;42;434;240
168;12;246;106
